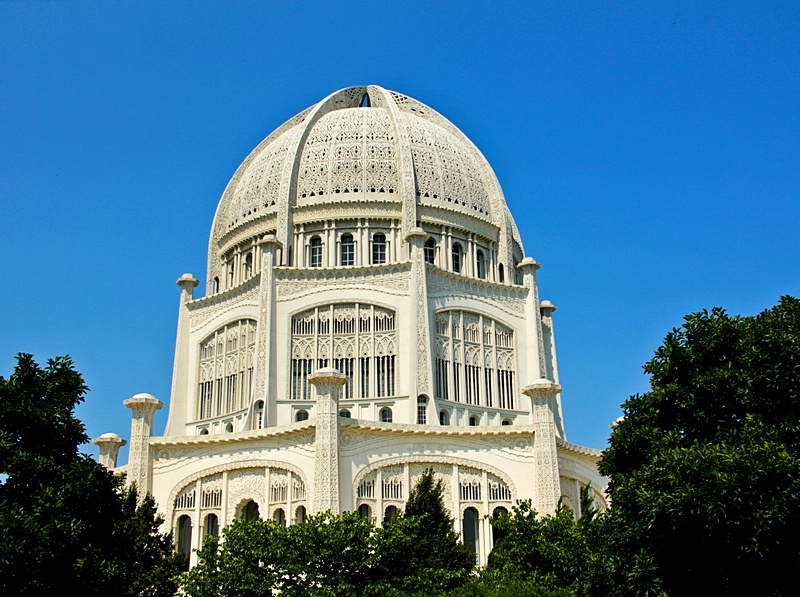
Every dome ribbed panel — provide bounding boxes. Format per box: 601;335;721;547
296;108;398;205
406;115;490;218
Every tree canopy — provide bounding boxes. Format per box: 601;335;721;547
599;295;800;595
183;467;474;596
0;353;183;596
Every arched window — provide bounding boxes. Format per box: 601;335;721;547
476;250;486;279
501;418;512;426
340;233;355;266
498;263;504;283
295;505;307;524
310;236;323;267
199;428;209;435
439;410;450;426
384;505;398;523
296;410;309;422
204;513;219;537
198;319;257;421
452;243;462;273
462;507;480;555
227;261;234;287
243;252;253;278
491;507;508;548
339;409;351;418
424;238;436;264
212;277;219;294
513;257;523;285
469;415;478;427
241;500;260;521
291;304;397;402
177;515;192;565
224;422;234;433
417;395;428;425
358;504;371;519
372;233;386;264
433;310;517;409
274;508;286;527
255;400;264;429
380;407;393;423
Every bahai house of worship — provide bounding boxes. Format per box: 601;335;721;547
93;85;607;567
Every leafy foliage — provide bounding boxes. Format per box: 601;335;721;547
0;354;183;596
600;296;800;595
183;468;474;596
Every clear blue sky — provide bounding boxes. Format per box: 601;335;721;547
1;2;798;460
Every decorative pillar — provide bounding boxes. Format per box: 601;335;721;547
249;234;281;429
124;393;164;498
407;227;434;418
522;380;562;516
164;273;198;436
309;367;346;514
518;257;546;381
540;299;566;440
92;433;126;469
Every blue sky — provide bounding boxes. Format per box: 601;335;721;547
1;2;798;459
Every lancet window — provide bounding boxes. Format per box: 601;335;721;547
197;319;257;420
290;304;397;401
433;310;516;410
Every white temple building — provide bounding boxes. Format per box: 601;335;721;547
95;85;606;566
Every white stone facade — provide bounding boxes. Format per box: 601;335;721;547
104;86;607;566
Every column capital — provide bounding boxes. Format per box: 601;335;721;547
93;432;127;469
258;234;283;250
539;299;557;316
405;226;428;244
124;392;164;412
522;379;562;398
517;256;541;272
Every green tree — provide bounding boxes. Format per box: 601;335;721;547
0;354;183;596
599;296;800;595
183;511;378;597
463;486;612;597
379;467;475;595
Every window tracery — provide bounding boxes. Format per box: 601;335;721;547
290;304;397;402
433;310;516;411
197;319;257;421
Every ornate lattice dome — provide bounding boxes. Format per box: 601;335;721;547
208;85;523;273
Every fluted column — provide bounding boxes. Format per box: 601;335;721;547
124;393;164;498
309;367;346;514
522;379;562;515
92;433;127;469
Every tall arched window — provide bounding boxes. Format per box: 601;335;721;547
177;515;192;564
498;263;504;283
424;238;436;265
452;243;462;273
212;277;219;294
380;407;393;423
274;508;286;526
243;252;253;278
491;507;508;548
439;410;450;426
198;319;257;421
476;250;486;279
310;236;323;267
463;507;480;555
433;310;516;409
290;304;397;402
296;505;307;524
384;505;398;522
372;233;386;264
340;233;354;266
